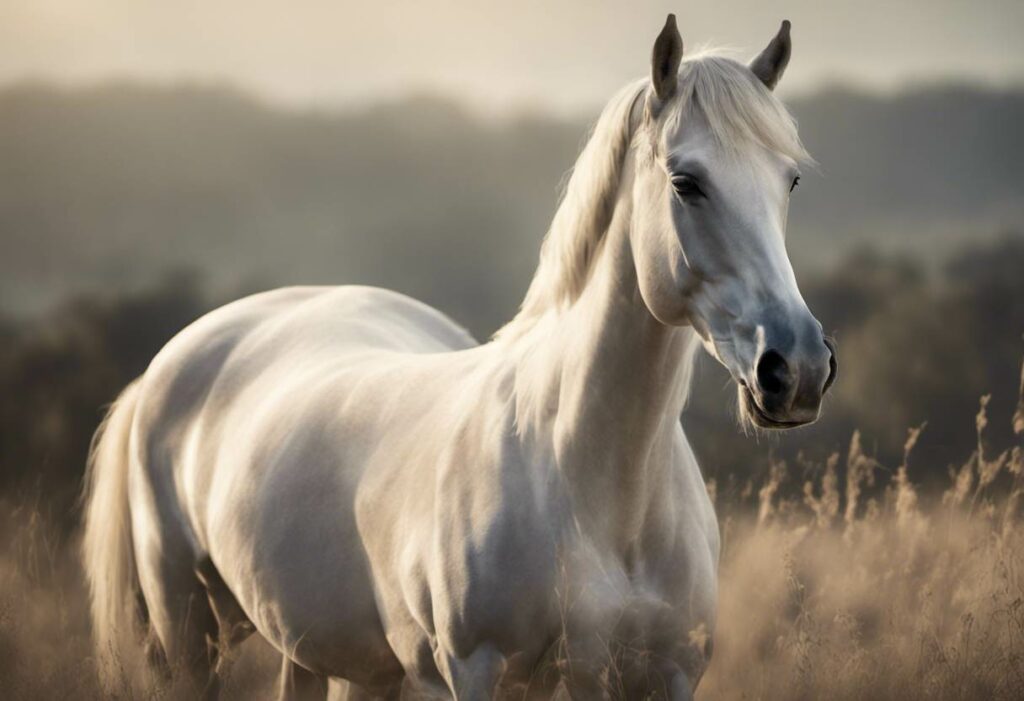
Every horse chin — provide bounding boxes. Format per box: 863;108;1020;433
737;384;812;431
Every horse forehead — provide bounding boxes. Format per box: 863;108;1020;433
667;139;789;185
663;112;715;160
663;113;796;179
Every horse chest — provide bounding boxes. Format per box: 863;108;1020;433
360;410;718;685
559;524;715;641
424;486;716;679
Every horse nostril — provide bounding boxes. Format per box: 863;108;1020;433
756;349;789;396
823;338;838;393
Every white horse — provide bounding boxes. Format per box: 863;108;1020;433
83;15;835;701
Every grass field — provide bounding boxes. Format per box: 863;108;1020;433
702;409;1024;699
1;387;1021;700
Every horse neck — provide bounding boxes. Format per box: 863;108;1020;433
511;183;701;552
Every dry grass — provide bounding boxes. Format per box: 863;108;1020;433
1;391;1022;699
0;497;99;699
702;396;1024;700
0;497;279;700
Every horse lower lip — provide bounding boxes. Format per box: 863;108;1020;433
742;386;804;428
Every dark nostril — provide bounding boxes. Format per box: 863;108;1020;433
756;349;789;395
823;338;838;393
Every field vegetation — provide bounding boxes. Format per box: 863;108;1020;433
1;366;1021;699
703;393;1024;699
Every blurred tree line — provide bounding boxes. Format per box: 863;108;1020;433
0;236;1021;533
0;272;208;531
3;82;1023;330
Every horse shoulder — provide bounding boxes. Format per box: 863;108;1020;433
643;428;720;647
407;362;562;663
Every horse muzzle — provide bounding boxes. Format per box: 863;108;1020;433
737;323;837;429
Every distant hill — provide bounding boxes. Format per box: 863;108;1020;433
1;81;1022;337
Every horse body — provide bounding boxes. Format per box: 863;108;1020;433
129;286;470;686
128;277;718;697
84;16;835;700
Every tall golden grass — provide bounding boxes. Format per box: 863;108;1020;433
0;366;1021;699
703;389;1024;699
0;496;276;699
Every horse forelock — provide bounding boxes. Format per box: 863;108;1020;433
664;51;812;165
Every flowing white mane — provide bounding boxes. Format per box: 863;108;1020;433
496;51;810;340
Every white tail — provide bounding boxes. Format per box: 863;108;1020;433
81;380;143;690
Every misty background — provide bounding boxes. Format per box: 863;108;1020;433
1;3;1023;526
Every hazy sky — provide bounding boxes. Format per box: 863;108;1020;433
2;1;1022;113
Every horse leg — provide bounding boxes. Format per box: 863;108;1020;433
557;669;607;700
128;586;172;683
194;556;256;690
619;656;696;701
554;636;609;700
277;657;328;701
668;673;694;701
326;679;364;701
135;549;220;698
436;644;506;700
327;678;403;701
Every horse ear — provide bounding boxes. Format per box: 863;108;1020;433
651;14;683;102
750;20;792;90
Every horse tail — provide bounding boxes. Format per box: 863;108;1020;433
81;379;143;690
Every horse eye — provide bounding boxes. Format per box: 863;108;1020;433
790;175;801;193
672;175;705;199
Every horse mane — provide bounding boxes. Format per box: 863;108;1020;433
494;78;648;341
495;50;810;342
